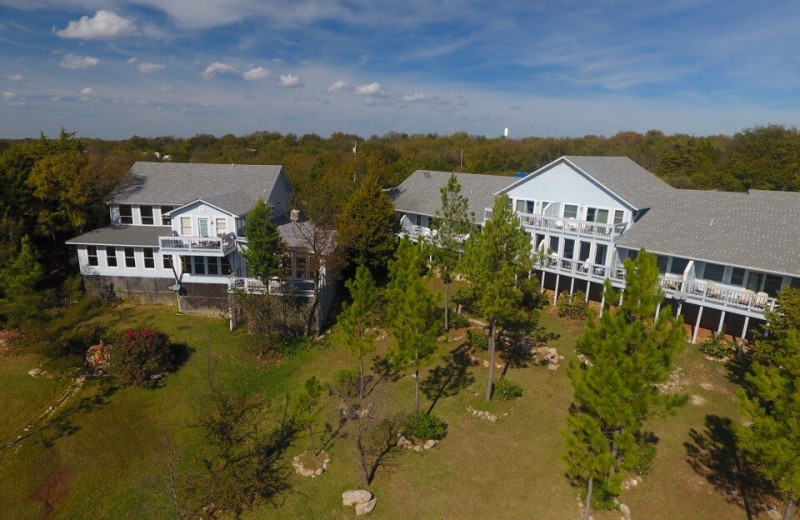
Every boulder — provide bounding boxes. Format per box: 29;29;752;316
342;490;372;506
28;368;45;377
619;503;631;520
423;439;437;450
766;509;782;520
355;496;378;516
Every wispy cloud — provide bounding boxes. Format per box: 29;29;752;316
6;74;24;81
280;73;302;87
55;10;137;40
128;57;165;74
403;92;433;102
243;67;270;80
59;54;100;69
327;80;349;93
355;82;382;95
201;62;237;79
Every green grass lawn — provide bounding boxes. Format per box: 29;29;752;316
0;301;768;519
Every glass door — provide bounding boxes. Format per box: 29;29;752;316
746;272;764;292
198;218;209;237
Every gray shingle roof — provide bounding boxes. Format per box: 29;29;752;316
66;225;171;247
113;162;286;215
392;170;515;223
563;156;674;209
618;189;800;277
277;220;337;253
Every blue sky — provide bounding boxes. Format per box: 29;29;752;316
1;1;799;139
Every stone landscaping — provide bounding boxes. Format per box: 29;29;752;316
292;450;330;478
396;434;437;452
342;489;377;515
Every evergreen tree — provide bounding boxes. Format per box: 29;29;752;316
431;173;473;331
387;238;440;415
563;412;615;520
337;176;398;275
242;199;281;284
738;328;800;519
751;287;800;366
459;194;533;401
339;265;382;399
0;236;46;327
567;250;686;507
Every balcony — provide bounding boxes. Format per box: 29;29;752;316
484;209;627;241
159;232;237;256
229;276;316;297
538;256;626;285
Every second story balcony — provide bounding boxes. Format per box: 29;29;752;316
159;232;237;256
485;208;628;241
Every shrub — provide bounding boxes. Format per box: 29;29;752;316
108;326;175;388
468;329;488;351
331;368;361;398
557;291;590;320
402;414;447;441
698;332;735;359
448;311;469;329
494;377;523;400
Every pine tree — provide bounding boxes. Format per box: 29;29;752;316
431;173;473;331
0;236;46;327
339;265;382;399
459;194;533;401
738;331;800;520
387;238;440;415
563;412;615;520
751;287;800;366
242;199;281;285
337;176;399;275
567;250;686;506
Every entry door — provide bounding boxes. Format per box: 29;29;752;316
198;218;209;237
579;242;591;262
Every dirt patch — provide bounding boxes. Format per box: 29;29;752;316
30;457;71;519
690;394;707;406
0;329;22;356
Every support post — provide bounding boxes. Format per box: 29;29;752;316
655;302;661;321
585;282;591;302
692;306;704;344
618;291;624;306
676;302;683;318
570;277;575;297
554;274;560;304
717;310;726;334
739;316;750;356
599;287;606;318
541;270;546;293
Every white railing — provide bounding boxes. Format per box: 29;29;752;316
160;232;237;254
538;256;626;284
229;276;315;297
484;208;626;240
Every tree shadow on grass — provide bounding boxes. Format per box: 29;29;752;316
367;355;402;396
421;344;475;415
684;414;774;520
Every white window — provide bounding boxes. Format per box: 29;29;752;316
124;247;136;268
87;246;98;266
613;210;625;225
730;268;746;286
563;204;578;219
106;246;118;267
161;206;173;225
140;206;154;225
180;217;192;235
143;248;155;269
163;254;172;270
703;263;724;282
119;205;133;224
216;218;228;235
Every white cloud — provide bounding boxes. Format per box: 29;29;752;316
2;91;17;99
50;96;62;102
160;85;179;92
60;54;100;69
137;62;166;74
327;80;349;93
80;86;97;96
55;10;136;40
355;82;381;95
280;73;302;87
403;92;433;102
127;57;138;65
6;74;23;81
201;62;237;79
243;67;270;81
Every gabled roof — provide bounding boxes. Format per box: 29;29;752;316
167;196;241;218
112;162;286;215
277;220;337;254
66;225;170;247
392;170;515;223
618;189;800;277
501;156;673;210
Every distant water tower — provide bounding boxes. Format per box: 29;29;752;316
503;127;509;138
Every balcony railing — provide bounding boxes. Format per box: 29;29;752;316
160;232;237;255
538;256;625;284
484;209;627;241
229;276;315;297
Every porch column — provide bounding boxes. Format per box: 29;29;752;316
739;315;750;356
676;302;683;318
585;282;591;302
541;271;546;293
618;291;624;306
599;287;606;318
692;306;704;344
655;302;661;321
717;310;726;334
554;274;561;304
570;277;575;297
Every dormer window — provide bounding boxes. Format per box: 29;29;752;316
161;206;173;225
119;205;133;224
141;206;154;225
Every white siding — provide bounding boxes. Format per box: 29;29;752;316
169;202;235;237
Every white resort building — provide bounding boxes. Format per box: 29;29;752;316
66;162;336;328
393;156;800;343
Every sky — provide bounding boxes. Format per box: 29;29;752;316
1;1;799;139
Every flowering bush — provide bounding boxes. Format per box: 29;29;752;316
108;326;174;388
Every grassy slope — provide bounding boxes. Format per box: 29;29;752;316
0;301;760;519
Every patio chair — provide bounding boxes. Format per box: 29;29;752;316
754;292;769;308
739;289;755;305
